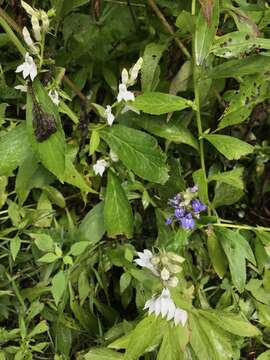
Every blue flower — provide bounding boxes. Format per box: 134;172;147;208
168;194;181;207
180;213;195;230
166;217;173;225
174;207;186;219
191;199;207;213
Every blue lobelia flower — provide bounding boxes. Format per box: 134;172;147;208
191;199;207;213
180;213;195;230
174;207;186;219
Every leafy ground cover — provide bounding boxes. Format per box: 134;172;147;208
1;0;270;359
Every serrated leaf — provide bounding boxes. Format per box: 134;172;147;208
205;134;253;160
100;125;168;184
208;168;244;189
133;92;193;115
206;229;227;278
104;171;133;238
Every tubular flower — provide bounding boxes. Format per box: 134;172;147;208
15;52;37;81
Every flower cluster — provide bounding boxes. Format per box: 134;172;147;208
144;288;188;326
134;249;184;288
166;185;207;230
134;249;188;327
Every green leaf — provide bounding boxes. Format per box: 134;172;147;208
26;80;66;181
28;320;49;338
208;168;244;189
206;228;227;278
199;309;260;337
78;202;105;245
194;0;219;65
38;253;59;263
51;271;67;306
215;228;256;292
84;348;124;360
30;233;54;252
104;171;133;239
0;124;32;176
69;241;89;256
157;324;188;360
141;43;166;92
213;182;244;208
134;115;198;150
100;125;168;184
120;273;132;294
257;350;270;360
133;92;194;115
207;54;270;79
192;168;208;205
205;134;253;160
10;236;21;261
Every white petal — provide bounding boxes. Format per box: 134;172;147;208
166;300;176;321
154;296;161;317
143;249;153;258
22;66;29;79
121;68;129;85
15;63;25;73
174;308;188;326
29;63;37;80
160;297;170;318
161;288;171;297
14;85;28;92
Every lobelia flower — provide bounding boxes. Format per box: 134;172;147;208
180;213;195;230
14;85;28;92
105;105;115;126
134;249;159;276
191;199;207;213
48;90;60;106
93;159;108;176
144;288;188;326
117;83;135;103
15;52;37;81
22;27;38;54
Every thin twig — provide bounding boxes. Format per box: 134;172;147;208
147;0;191;59
63;75;86;101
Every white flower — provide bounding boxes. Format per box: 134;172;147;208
121;68;129;85
105;105;115;126
134;249;159;276
144;288;188;326
15;52;37;81
109;150;119;162
93;159;108;176
129;57;143;85
48;90;60;106
117;83;135;103
22;27;38;54
31;14;41;41
14;85;28;92
21;0;36;16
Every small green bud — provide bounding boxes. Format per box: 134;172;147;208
167;263;182;274
167;252;185;264
151;256;160;265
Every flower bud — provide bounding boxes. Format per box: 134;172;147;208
40;10;49;32
150;256;160;265
167;252;185;264
167;276;179;288
129;57;143;85
121;68;129;85
21;0;36;16
160;268;170;281
22;27;38;54
167;263;182;274
31;14;41;41
160;255;169;265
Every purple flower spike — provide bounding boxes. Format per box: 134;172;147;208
189;185;198;193
180;213;195;230
174;207;185;219
191;199;207;213
166;217;173;225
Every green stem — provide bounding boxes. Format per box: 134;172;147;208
212;222;270;232
0;14;25;56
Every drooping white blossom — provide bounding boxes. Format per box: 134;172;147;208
134;249;159;276
144;288;188;326
93;159;108;176
31;14;41;41
22;27;38;54
117;83;135;103
105;105;115;126
15;52;37;81
14;85;28;92
48;90;60;106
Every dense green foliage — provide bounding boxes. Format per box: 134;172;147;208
1;0;270;359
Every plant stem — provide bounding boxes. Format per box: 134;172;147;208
212;222;270;232
0;11;25;56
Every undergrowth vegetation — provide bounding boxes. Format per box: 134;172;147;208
1;0;270;359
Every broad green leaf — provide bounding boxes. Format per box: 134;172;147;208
257;350;270;360
206;228;227;278
100;125;169;184
213;182;244;208
84;348;123;360
78;202;105;245
170;60;192;95
0;124;32;176
69;241;89;256
192;168;208;205
134;116;198;150
54;319;72;357
194;0;219;65
215;228;256;292
120;273;132;294
30;233;54;252
211;32;270;59
246;279;270;305
28;320;49;338
208;168;244;189
157;324;188;360
26;80;66;181
51;271;67;306
205;134;253;160
38;253;59;263
10;236;21;261
256;302;270;327
142;42;166;92
207;54;270;79
133;92;194;115
104;171;133;238
199;309;260;337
